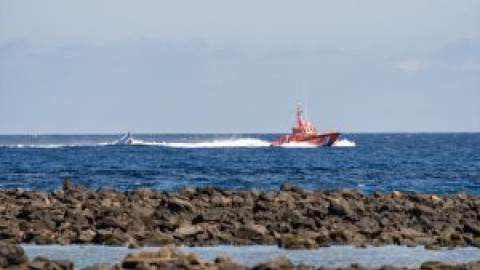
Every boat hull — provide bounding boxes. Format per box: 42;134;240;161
271;132;340;147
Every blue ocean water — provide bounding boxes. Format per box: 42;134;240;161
0;133;479;194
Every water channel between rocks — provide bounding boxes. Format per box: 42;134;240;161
22;244;480;269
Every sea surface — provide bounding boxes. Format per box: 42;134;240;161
0;133;479;194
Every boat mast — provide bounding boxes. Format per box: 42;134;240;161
296;102;301;126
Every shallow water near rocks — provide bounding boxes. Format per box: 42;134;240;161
22;245;480;269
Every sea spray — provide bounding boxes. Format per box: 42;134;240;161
158;138;271;148
333;138;356;147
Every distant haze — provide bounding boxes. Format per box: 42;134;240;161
1;0;479;133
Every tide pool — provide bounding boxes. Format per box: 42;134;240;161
22;245;480;269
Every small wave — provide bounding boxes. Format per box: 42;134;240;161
157;138;271;148
333;138;356;147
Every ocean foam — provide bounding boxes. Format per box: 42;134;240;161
3;138;273;149
10;144;65;149
158;138;271;148
123;139;164;146
4;143;102;149
278;141;319;148
333;138;356;147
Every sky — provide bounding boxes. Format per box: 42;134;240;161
1;0;479;133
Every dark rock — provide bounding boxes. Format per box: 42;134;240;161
253;201;271;212
62;179;76;192
410;204;436;216
211;194;232;207
30;257;74;270
104;229;131;246
132;188;155;198
280;183;303;193
139;232;175;246
279;234;318;249
259;192;275;202
214;255;249;270
235;224;268;240
175;224;204;238
194;209;223;223
0;243;29;268
420;261;443;270
0;184;478;249
78;229;96;243
464;222;480;236
80;264;110;270
329;197;354;216
167;197;195;212
470;237;480;247
252;256;294;270
330;230;355;244
96;216;126;231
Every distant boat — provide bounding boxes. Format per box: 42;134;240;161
114;132;134;145
271;103;340;147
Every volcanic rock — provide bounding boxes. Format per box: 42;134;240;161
0;181;479;249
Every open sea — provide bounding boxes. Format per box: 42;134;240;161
0;133;479;194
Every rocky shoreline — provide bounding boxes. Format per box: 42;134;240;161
0;180;479;249
1;243;480;270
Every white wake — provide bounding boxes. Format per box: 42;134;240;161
3;137;356;149
7;144;66;149
6;143;109;149
157;138;272;148
278;141;319;148
332;138;356;147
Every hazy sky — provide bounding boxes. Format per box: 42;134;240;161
1;0;479;133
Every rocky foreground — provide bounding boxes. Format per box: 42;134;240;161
1;243;480;270
0;180;479;249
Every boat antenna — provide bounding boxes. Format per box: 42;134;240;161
296;99;301;125
300;79;307;119
304;94;308;120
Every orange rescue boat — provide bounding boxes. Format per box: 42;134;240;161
271;103;340;147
